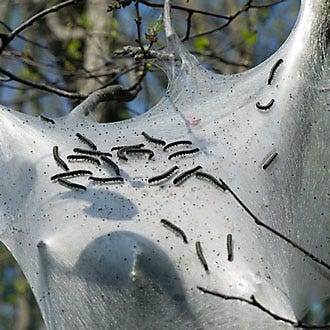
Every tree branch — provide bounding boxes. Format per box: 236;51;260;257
0;0;81;55
220;179;330;270
197;287;330;329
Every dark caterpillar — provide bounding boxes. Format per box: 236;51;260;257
262;150;278;170
148;166;179;184
163;140;192;151
168;148;200;160
57;178;86;191
53;146;69;171
51;170;92;181
39;115;55;124
125;148;154;160
100;156;120;176
195;171;227;191
195;241;208;271
227;234;233;262
111;143;145;151
73;148;112;157
142;131;166;146
268;59;283;85
117;145;145;161
160;219;188;244
173;165;203;185
76;133;97;150
88;176;124;183
256;99;275;110
67;155;101;166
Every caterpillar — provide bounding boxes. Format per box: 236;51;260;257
116;145;145;161
256;98;275;110
125;148;154;160
148;166;179;184
57;178;86;191
75;133;97;150
67;155;101;166
163;140;192;151
267;58;283;85
262;150;278;170
168;148;200;160
227;234;233;261
39;115;55;124
100;156;120;176
173;165;203;186
195;171;227;191
73;148;112;157
51;170;93;181
160;219;188;244
88;176;124;183
195;241;208;271
111;143;145;151
53;146;69;171
142;131;166;146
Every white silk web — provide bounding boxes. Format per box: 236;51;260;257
0;1;329;329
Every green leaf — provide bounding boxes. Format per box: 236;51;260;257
240;29;258;45
194;37;209;52
66;39;82;60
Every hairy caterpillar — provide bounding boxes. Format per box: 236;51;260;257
163;140;192;151
173;165;203;185
168;148;200;160
160;219;188;243
73;148;112;157
53;146;69;171
51;170;92;181
67;155;101;166
88;176;124;183
195;171;227;191
148;166;179;184
116;145;145;161
195;241;208;271
227;234;233;261
262;150;278;170
111;144;145;151
142;131;166;146
268;59;283;85
256;99;275;110
57;178;86;191
100;156;120;176
75;133;97;150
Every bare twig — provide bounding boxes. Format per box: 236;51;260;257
186;0;285;40
134;0;147;56
0;0;80;54
197;287;330;329
140;0;229;19
0;67;85;99
220;179;330;270
182;11;193;42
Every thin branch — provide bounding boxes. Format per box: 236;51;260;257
197;287;330;329
182;11;193;42
0;21;49;50
220;179;330;270
134;0;147;56
186;0;285;41
140;0;229;19
0;67;85;99
0;0;80;54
